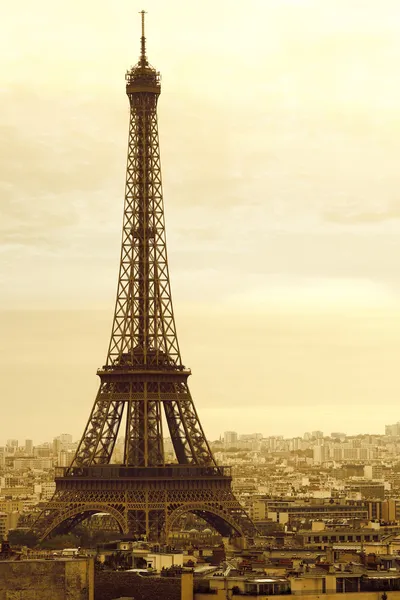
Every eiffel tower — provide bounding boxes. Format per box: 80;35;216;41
33;12;256;543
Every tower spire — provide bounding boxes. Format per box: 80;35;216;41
139;10;147;65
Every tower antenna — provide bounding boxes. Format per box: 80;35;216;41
140;9;147;64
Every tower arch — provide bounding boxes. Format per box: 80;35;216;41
40;504;128;540
167;504;246;539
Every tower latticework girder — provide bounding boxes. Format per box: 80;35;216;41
32;12;256;543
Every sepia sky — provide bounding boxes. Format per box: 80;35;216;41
2;0;400;444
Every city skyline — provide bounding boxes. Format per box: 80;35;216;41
0;423;397;450
2;0;400;442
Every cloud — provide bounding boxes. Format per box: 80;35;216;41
3;0;400;309
324;207;400;225
0;90;126;250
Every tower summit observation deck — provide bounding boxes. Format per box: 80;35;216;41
33;11;256;543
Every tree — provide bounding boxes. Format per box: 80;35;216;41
8;529;39;548
39;533;80;550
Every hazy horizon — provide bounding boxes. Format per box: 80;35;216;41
2;0;400;444
1;306;399;444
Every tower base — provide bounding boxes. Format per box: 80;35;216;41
32;465;256;542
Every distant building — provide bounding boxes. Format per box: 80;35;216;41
364;465;384;480
13;457;53;470
41;481;56;501
0;513;6;540
24;439;33;454
251;499;266;521
289;437;303;452
347;481;385;500
366;499;400;521
59;434;73;445
385;422;400;436
224;431;238;447
163;437;174;457
53;438;62;455
34;444;51;458
0;486;33;498
239;433;263;441
264;499;368;524
264;437;277;451
6;440;18;454
57;450;72;467
313;445;329;464
0;501;24;514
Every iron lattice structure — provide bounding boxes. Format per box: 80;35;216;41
33;13;256;543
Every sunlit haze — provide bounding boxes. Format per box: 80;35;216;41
2;0;400;444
